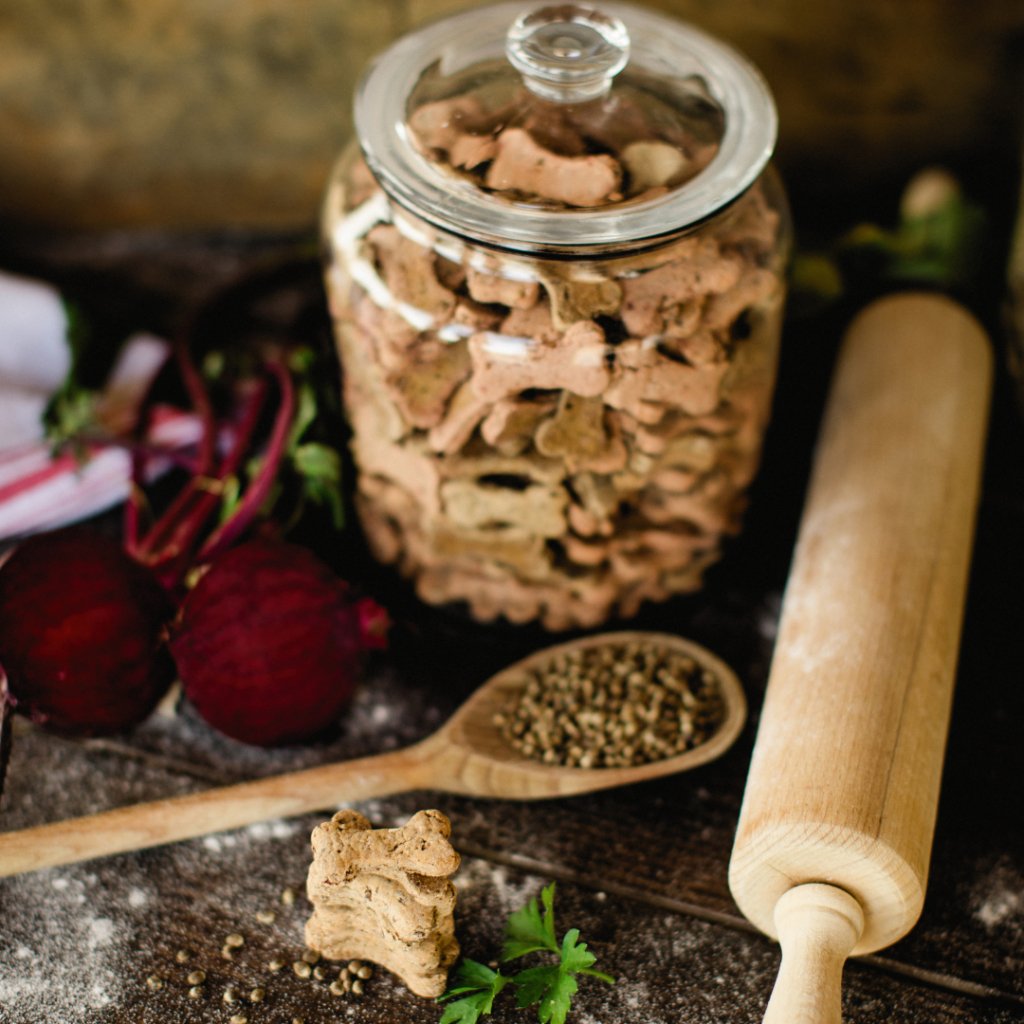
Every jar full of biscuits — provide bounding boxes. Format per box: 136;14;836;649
323;1;790;630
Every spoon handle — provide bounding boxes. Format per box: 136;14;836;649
762;885;864;1024
0;741;436;877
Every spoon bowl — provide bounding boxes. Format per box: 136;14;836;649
434;630;746;800
0;630;745;876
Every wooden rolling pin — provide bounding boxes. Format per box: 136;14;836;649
728;292;992;1023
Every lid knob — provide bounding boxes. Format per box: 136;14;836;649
506;4;630;104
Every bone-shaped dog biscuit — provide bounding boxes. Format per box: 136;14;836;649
466;266;540;310
619;240;742;337
485;127;622;208
469;321;610;402
305;809;460;999
535;393;628;474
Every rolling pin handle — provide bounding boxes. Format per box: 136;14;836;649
762;883;865;1024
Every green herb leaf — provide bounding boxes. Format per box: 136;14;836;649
443;882;613;1024
438;991;494;1024
286;378;319;450
437;959;509;1024
509;965;556;1008
560;929;615;985
291;442;345;528
539;973;577;1024
502;882;559;961
512;964;577;1024
558;929;594;974
510;929;614;1024
272;346;346;530
789;169;988;317
443;959;507;995
45;389;99;460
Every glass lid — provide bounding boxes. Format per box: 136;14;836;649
354;1;777;255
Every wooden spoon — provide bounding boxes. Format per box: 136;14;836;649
0;629;745;877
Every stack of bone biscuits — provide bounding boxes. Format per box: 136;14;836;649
325;91;785;630
306;809;460;998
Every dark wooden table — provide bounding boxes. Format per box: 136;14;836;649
0;229;1022;1024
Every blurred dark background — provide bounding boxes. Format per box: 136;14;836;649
0;0;1020;234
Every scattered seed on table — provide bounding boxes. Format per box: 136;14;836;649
186;970;206;986
221;946;235;961
224;933;245;949
249;987;265;1003
281;887;297;906
339;968;351;983
256;909;276;925
187;985;204;1000
313;965;328;981
329;979;346;997
293;961;312;979
267;957;287;973
356;965;373;980
352;979;365;996
229;1015;248;1024
301;948;320;965
145;975;163;991
223;986;239;1004
174;949;191;963
347;960;362;973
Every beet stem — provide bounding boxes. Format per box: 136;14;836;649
0;671;11;808
198;361;295;563
124;448;146;552
144;378;270;589
173;329;217;476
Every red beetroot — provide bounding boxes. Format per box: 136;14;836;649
170;538;388;747
0;527;175;735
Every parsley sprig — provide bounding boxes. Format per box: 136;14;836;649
438;883;614;1024
438;960;510;1024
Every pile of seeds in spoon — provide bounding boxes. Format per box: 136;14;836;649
495;637;726;769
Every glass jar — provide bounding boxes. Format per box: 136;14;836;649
323;1;790;630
